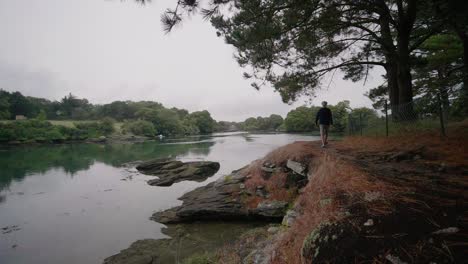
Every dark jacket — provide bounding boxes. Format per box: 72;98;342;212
315;107;333;125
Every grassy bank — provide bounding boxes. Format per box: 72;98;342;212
0;119;117;144
210;121;467;263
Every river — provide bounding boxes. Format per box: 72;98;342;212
0;132;318;264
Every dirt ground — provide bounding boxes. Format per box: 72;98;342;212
319;135;468;263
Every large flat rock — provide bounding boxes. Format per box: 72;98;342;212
136;158;220;186
151;171;288;224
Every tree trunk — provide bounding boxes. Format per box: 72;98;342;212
385;59;400;120
396;40;415;121
437;70;450;121
460;33;468;111
395;0;417;121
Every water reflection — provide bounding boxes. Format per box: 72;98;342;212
0;140;215;191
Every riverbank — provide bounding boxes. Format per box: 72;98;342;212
105;121;467;263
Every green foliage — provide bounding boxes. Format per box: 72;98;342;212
328;101;351;133
182;253;215;264
122;120;157;136
182;118;200;135
100;117;116;135
0;118;119;143
0;110;10;120
239;114;284;131
0;95;11;120
36;109;47;121
214;121;239;132
284;106;317;132
0;90;221;136
136;108;185;136
283;101;365;133
188;110;216;134
0;120;68;143
74;119;115;138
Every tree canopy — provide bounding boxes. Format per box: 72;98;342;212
155;0;468;117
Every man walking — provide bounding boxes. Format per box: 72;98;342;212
315;101;333;148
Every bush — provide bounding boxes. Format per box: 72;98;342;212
0;119;118;143
0;120;70;143
122;120;156;136
100;117;116;135
74;119;115;138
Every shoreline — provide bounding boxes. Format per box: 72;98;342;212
104;125;467;263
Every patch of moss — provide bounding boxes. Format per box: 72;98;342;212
301;222;334;260
182;252;215;264
224;175;233;182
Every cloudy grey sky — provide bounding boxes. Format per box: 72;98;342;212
0;0;382;121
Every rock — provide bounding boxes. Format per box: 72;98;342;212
1;225;21;234
244;249;270;264
282;209;299;227
438;163;447;172
89;136;107;143
104;239;161;264
261;166;276;173
152;172;248;224
286;160;307;176
255;186;269;198
151;169;289;224
432;227;459;235
319;198;333;207
254;201;288;218
387;147;425;162
364;191;382;202
363;219;374;226
301;221;360;263
136;158;220;186
104;223;255;264
385;254;408;264
267;226;280;234
261;161;278;175
285;172;308;189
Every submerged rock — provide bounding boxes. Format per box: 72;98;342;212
136;158;220;186
103;222;261;264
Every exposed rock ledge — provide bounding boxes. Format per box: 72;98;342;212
152;169;289;224
136;158;220;186
103;222;264;264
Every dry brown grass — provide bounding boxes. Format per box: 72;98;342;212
240;142;320;208
271;154;396;264
338;120;468;166
271;123;467;263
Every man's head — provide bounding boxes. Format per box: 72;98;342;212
321;101;328;107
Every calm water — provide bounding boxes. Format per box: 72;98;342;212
0;132;318;264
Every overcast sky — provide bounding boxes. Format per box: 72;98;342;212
0;0;382;121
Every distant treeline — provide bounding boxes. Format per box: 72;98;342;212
0;119;116;143
225;100;379;133
0;90;380;143
0;90;217;137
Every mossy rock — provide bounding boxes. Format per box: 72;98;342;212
182;252;215;264
301;221;359;264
